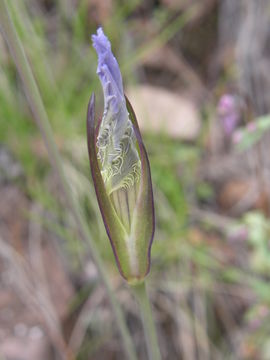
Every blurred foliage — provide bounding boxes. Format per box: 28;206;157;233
1;0;270;359
235;115;270;151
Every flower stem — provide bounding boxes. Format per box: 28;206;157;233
0;2;137;360
132;281;161;360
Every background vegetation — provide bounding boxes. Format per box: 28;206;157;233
1;0;270;359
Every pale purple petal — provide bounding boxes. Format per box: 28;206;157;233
92;28;125;114
91;27;140;195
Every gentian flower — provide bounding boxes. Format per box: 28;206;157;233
87;28;155;283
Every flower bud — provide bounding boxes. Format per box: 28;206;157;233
87;28;155;283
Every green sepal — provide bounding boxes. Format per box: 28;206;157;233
87;94;155;282
125;96;155;282
87;94;131;279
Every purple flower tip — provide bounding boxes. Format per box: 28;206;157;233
92;28;125;114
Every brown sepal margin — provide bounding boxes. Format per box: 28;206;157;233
87;94;126;279
125;95;155;279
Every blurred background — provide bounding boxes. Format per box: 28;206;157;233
1;0;270;359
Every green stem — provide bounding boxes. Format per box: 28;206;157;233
132;281;161;360
0;2;137;360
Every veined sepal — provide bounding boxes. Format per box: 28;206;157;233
87;94;155;282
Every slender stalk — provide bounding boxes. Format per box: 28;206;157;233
0;2;137;360
132;281;161;360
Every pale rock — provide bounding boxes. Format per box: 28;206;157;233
127;85;201;140
0;336;52;360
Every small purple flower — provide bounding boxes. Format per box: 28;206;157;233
228;225;249;243
218;94;241;136
232;129;243;144
247;121;256;133
92;28;128;135
87;28;155;283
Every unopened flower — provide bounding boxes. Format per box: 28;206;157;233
218;94;241;136
87;28;155;283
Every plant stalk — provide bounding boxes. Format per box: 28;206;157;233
0;2;137;360
132;281;161;360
